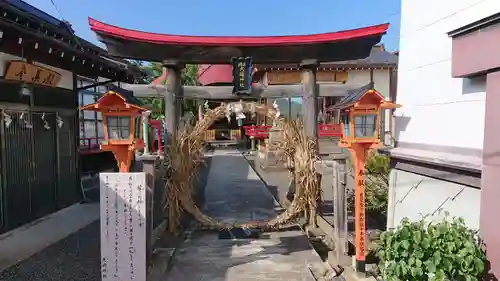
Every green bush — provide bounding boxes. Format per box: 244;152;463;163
376;216;486;281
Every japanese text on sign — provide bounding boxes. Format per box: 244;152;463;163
355;168;366;261
231;57;252;93
100;173;146;281
4;61;61;87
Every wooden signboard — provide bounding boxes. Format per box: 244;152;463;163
266;70;349;84
267;71;301;84
4;61;61;87
100;172;146;281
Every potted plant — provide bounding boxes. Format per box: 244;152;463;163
376;214;486;281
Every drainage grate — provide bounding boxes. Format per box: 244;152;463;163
218;227;261;239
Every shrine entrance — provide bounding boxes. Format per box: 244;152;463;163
88;16;391;280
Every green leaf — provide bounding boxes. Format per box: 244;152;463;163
415;258;422;268
413;230;422;244
424;260;436;273
443;259;452;272
435;269;445;280
474;257;485;273
401;240;410;250
421;237;431;249
415;249;424;259
433;252;442;265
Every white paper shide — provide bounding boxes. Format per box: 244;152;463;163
100;172;146;281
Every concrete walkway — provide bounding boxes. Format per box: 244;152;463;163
165;148;321;281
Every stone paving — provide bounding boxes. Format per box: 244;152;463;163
165;148;321;281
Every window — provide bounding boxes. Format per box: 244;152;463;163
107;116;130;140
84;121;97;139
97;121;104;139
353;115;377;138
79;91;104;150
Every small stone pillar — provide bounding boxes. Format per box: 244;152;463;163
135;154;161;269
163;60;184;142
250;136;256;151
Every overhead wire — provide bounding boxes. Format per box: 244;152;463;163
47;0;83;49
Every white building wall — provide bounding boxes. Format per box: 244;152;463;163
345;69;390;98
395;0;500;149
389;0;500;230
373;69;390;99
388;169;481;230
345;70;371;90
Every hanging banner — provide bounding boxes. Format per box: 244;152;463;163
4;61;61;87
231;57;253;94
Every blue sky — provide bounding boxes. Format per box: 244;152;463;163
25;0;401;51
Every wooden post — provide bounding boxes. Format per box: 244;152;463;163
142;110;151;155
300;59;319;140
198;101;204;122
163;61;184;141
287;96;292;120
300;59;320;227
329;155;348;258
350;143;369;274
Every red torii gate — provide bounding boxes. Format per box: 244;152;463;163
88;17;389;274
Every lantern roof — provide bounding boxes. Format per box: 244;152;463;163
80;87;146;112
325;82;374;110
88;17;389;64
326;83;401;111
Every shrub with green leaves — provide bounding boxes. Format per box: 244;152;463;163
376;216;486;281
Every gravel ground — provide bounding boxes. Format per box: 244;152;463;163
0;220;101;281
0;156;212;281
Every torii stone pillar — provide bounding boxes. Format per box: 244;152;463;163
164;60;184;141
300;59;320;227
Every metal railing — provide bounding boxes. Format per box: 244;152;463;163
79;137;103;155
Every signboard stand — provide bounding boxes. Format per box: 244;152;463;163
100;172;147;281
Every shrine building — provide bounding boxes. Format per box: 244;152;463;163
0;1;140;234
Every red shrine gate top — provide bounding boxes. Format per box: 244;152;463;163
88;17;390;64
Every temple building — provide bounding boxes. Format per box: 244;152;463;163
0;1;139;234
197;44;398;142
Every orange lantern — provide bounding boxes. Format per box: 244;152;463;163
332;86;401;273
80;88;146;172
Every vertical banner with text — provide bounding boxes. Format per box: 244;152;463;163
100;173;146;281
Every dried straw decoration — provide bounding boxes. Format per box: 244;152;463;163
160;100;320;232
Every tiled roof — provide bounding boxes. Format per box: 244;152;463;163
108;86;144;106
258;45;398;69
